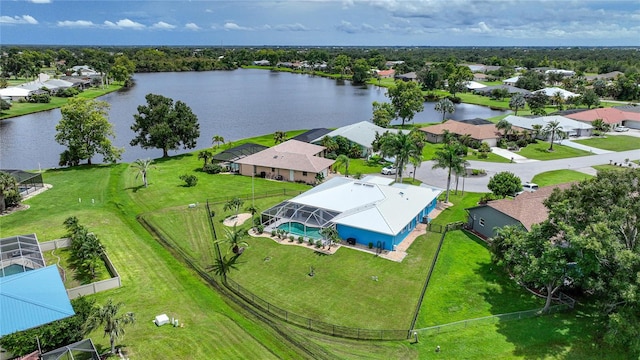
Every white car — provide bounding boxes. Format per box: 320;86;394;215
381;166;397;175
614;126;630;132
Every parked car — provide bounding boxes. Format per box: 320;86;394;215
516;182;539;196
614;126;630;132
381;166;397;175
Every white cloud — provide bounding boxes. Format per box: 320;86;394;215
272;23;310;31
0;15;38;25
104;18;145;30
57;20;94;28
471;21;491;33
224;22;253;31
185;23;200;30
152;21;176;30
28;0;51;3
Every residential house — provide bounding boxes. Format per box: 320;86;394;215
253;60;270;66
565;107;640;129
465;81;487;90
474;85;530;96
502;76;520;86
375;69;396;78
262;176;442;251
395;72;417;82
534;87;579;100
585;71;624;82
502;115;594;138
419;119;507;147
466;183;573;239
311;121;409;158
234;140;334;184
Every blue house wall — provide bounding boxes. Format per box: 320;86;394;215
336;197;439;251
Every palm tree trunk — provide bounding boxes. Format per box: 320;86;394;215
445;168;452;203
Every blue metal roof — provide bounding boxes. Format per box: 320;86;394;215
0;265;75;337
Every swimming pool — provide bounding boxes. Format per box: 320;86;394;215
1;264;30;277
277;222;323;240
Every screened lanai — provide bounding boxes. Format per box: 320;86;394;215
0;234;45;277
40;339;100;360
0;169;44;196
261;201;340;231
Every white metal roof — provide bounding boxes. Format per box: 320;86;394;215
534;87;578;99
0;87;31;97
503;115;593;132
311;121;408;149
288;176;441;235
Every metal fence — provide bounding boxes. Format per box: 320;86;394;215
225;277;411;341
207;188;305;205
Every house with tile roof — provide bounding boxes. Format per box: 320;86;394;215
565;107;640;129
419;119;507;147
465;183;573;239
262;176;442;251
235;140;334;184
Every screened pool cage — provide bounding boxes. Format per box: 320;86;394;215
0;234;45;277
261;201;340;239
40;338;100;360
1;169;44;196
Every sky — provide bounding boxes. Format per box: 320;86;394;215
1;0;639;47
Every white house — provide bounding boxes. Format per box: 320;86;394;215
503;115;593;138
534;87;579;100
311;121;409;158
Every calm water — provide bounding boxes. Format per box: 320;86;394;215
0;69;507;169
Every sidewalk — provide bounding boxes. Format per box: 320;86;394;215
561;139;612;155
490;147;538;163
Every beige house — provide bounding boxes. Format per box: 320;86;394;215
235;140;335;184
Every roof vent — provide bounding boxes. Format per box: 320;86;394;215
399;191;404;196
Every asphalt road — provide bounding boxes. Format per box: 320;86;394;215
413;148;640;193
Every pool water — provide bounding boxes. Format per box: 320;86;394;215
277;222;323;240
1;264;30;277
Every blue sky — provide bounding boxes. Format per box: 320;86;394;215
1;0;639;46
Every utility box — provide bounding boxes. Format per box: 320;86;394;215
154;314;170;326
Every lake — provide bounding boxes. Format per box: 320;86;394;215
0;69;508;169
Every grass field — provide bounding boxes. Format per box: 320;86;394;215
1;131;631;358
516;141;591;160
43;248;112;288
573;135;640;152
531;170;594;186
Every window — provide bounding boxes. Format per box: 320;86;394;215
479;218;485;227
303;171;308;176
271;168;275;172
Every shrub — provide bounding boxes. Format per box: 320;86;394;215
315;240;322;248
308;238;314;245
289;235;295;242
202;163;223;174
56;87;80;97
28;93;50;103
516;139;529;148
479;193;497;204
255;225;264;234
447;95;462;104
297;237;304;244
354;172;362;179
179;174;198;187
271;230;277;237
471;169;486;176
368;242;373;249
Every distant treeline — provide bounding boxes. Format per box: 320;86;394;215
2;45;639;75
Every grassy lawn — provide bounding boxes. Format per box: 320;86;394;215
416;230;543;328
516;141;591;160
592;164;636;172
531;170;594;186
573;135;640;152
43;248;112;288
0;84;122;119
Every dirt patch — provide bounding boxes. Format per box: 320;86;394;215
223;213;252;227
0;203;30;217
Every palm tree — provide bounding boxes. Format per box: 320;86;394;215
320;226;340;248
198;150;213;169
551;91;565;110
209;253;241;278
0;171;19;213
379;131;420;182
434;98;455;122
212;135;225;149
87;299;135;355
273;130;287;144
509;93;526;115
543;120;564;151
132;158;153;188
321;136;338;153
218;224;249;255
496;119;512;140
224;197;244;219
334;154;350;177
245;205;259;226
592;118;610;133
531;124;544;139
432;142;469;203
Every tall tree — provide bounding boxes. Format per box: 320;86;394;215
132;158;153;188
218;224;249;255
591;118;610;133
334;154;351;176
543;120;564;151
332;54;351;79
55;98;123;166
130;94;200;158
351;58;371;85
371;101;395;128
581;89;600;109
488;171;523;198
387;80;425;126
431;142;468;203
509;93;526;115
224;197;245;219
212;135;225;149
434;98;455;122
87;299;135;354
496;119;513;139
273;131;287;144
379;131;421;182
0;171;20;213
527;92;549;116
198;150;213;169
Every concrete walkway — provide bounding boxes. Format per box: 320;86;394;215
561;139;613;154
490;147;536;163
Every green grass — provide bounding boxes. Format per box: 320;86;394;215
573;135;640;152
516;141;591;160
416;230;543;327
43;248;112;287
592;164;636;172
0;85;122;119
531;170;594;186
